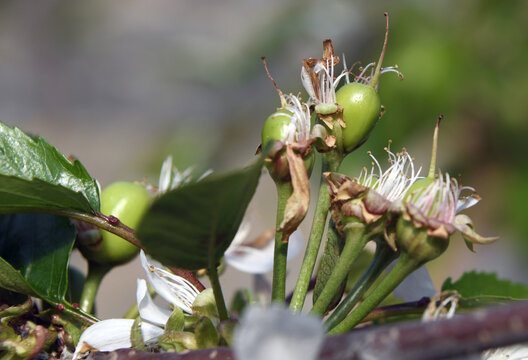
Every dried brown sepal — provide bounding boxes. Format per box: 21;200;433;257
278;145;310;242
316;106;346;130
324;172;368;202
303;39;340;104
383;219;398;251
363;189;391;216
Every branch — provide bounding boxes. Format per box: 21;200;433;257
87;301;528;360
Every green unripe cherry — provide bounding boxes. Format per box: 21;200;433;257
261;108;315;182
79;181;150;265
261;109;293;148
336;82;381;152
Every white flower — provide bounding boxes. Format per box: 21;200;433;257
72;319;163;359
233;305;324;360
139;250;200;315
73;251;201;359
225;219;304;274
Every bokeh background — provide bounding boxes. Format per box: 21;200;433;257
1;0;527;317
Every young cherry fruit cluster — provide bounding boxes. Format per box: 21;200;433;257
258;13;403;305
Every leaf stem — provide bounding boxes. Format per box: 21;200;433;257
52;209;143;249
310;223;367;316
325;241;397;330
79;261;112;314
289;151;341;311
328;252;419;335
271;181;294;303
208;251;228;322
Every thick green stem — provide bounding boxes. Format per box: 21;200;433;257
325;241;397;330
289;152;340;311
271;181;294;303
208;258;228;322
328;252;419;335
310;223;367;316
79;261;112;314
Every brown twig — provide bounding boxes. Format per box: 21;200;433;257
87;301;528;360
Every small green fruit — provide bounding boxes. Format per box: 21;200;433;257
396;217;448;265
336;82;381;152
261;109;293;148
79;181;150;265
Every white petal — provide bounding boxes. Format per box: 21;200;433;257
136;279;172;327
233;305;324;360
392;263;436;302
225;230;304;274
301;67;316;100
227;220;253;250
456;195;480;213
73;319;163;360
158;156;173;194
140;251;199;313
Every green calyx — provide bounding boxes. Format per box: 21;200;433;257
395;217;449;265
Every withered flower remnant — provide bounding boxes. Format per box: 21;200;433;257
396;173;498;264
325;146;421;234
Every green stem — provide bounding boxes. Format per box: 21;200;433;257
52;209;143;249
271;181;294;303
328;252;419;335
361;297;430;323
289;152;340;311
310;223;368;316
208;253;228;321
325;241;397;330
79;261;112;314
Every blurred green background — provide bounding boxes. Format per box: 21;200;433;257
1;0;526;316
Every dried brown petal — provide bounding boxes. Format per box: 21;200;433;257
278;146;310;242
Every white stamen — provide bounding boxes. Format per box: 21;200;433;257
357;147;422;202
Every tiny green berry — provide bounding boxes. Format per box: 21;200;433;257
79;181;150;265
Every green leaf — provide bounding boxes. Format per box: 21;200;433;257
0;258;35;296
0;214;75;303
137;156;264;270
442;271;528;300
0;122;99;213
